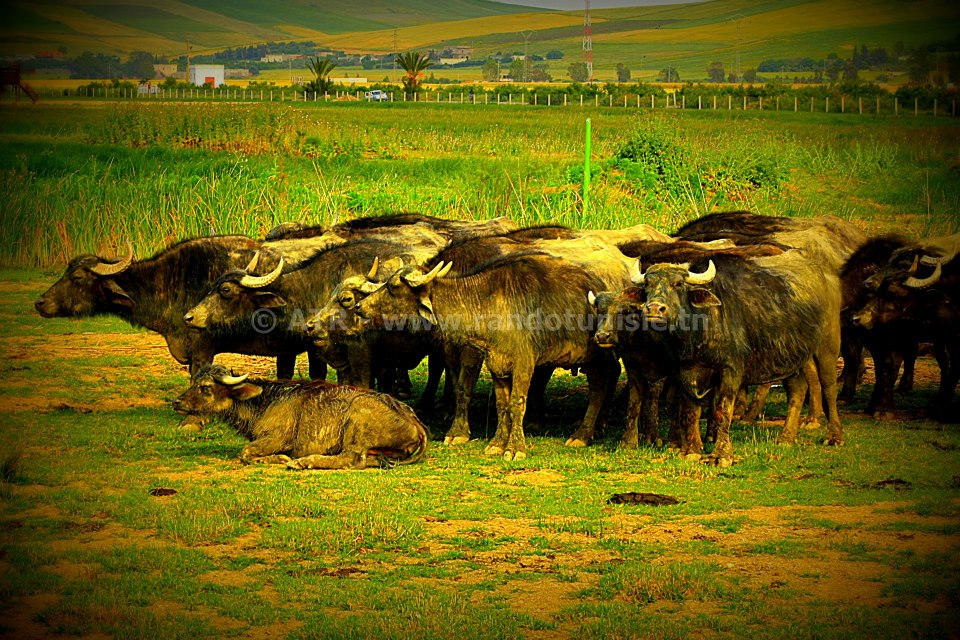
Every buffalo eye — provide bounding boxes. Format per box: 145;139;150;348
71;270;85;282
219;284;233;298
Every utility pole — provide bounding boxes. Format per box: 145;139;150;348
393;29;398;82
520;31;533;83
582;0;593;81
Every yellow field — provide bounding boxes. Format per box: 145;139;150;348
321;13;585;53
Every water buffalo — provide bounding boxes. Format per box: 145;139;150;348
626;250;843;465
33;236;320;379
350;252;619;460
173;365;428;469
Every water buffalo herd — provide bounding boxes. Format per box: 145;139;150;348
35;212;959;469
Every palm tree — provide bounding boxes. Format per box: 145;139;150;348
305;56;337;94
396;52;432;93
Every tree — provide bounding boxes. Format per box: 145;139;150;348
742;67;757;83
546;50;564;60
481;58;499;82
528;63;552;82
616;63;631;83
707;61;725;83
304;56;338;94
842;60;859;82
396;51;432;93
568;62;589;82
124;50;156;79
509;58;525;82
71;51;119;79
658;66;679;82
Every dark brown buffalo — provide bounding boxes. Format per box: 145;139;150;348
350;252;619;460
173;365;428;469
623;250;843;465
34;236;318;379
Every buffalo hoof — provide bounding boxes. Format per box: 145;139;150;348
503;450;526;462
824;437;844;447
443;435;470;445
564;437;589;448
775;435;796;445
485;444;504;456
620;437;639;450
800;417;821;431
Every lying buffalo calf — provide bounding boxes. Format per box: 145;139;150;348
173;365;428;469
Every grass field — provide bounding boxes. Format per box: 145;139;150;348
1;98;959;638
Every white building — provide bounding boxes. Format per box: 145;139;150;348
189;64;225;87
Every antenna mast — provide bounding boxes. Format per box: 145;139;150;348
582;0;593;81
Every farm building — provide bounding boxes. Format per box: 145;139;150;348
189;64;224;88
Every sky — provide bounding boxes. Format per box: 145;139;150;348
496;0;701;9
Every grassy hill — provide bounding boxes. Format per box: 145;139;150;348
4;0;957;83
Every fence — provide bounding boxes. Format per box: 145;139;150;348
31;85;960;118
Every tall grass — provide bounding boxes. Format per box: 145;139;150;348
1;102;957;266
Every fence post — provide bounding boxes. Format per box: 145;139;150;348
759;96;763;110
595;94;598;107
682;95;685;109
728;95;732;110
651;94;654;109
876;96;880;114
608;94;612;107
743;95;746;110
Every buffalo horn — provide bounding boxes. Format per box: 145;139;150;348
405;261;452;288
239;256;285;288
588;291;597;306
630;259;645;285
367;257;380;279
685;260;716;285
90;240;134;277
218;373;249;385
919;255;941;266
358;281;382;294
907;255;919;274
904;259;942;288
244;251;261;273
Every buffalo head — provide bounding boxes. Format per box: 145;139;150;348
35;242;135;318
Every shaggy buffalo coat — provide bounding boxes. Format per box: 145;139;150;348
33;236;320;378
632;251;843;463
354;252;618;460
173;365;428;469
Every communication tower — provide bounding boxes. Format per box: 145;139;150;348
582;0;593;81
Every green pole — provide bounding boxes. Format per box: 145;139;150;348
583;118;591;222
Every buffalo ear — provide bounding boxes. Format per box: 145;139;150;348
253;292;287;308
230;383;263;401
417;296;438;326
688;287;721;308
103;280;134;308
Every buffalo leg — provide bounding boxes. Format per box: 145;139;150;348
276;355;296;380
776;372;809;444
703;376;737;466
240;436;292;463
444;347;483;445
565;357;616;447
816;337;844;444
930;339;960;420
896;341;918;395
869;347;901;420
838;332;864;403
742;383;771;422
525;366;553;431
802;358;824;427
619;360;644;449
288;450;369;470
678;396;703;456
485;375;512;456
415;352;445;414
502;361;534;461
307;349;327;381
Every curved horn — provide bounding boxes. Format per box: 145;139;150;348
919;254;941;266
588;290;597;306
218;372;249;385
630;259;645;285
685;260;717;285
90;240;134;277
367;257;380;279
404;261;449;288
907;255;919;275
244;251;261;273
358;281;383;294
904;259;942;288
239;256;285;289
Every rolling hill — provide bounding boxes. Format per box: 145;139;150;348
4;0;957;83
